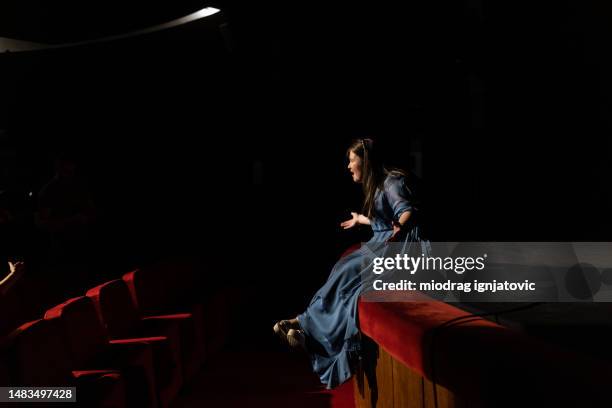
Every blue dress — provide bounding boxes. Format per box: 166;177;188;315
297;172;428;389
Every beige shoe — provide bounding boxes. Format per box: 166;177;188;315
286;329;306;349
273;320;291;343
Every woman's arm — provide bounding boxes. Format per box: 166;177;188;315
356;213;371;226
385;175;414;241
397;210;412;227
389;210;412;241
340;212;371;229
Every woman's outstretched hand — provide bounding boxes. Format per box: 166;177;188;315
340;212;360;229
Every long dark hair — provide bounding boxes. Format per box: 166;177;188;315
347;138;408;218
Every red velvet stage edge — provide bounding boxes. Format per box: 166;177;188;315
357;292;612;404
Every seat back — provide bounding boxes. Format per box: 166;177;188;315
123;268;167;315
7;319;72;385
86;279;140;339
45;296;109;367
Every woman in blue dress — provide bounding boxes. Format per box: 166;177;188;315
273;138;427;389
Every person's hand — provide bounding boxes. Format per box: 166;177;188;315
387;222;403;242
8;261;24;275
340;212;360;229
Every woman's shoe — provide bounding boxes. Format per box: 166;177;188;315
286;329;306;350
273;320;292;343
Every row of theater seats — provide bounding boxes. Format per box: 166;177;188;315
0;261;229;407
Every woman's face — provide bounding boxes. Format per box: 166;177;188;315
347;151;363;183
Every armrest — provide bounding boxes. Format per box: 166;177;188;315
110;336;180;388
142;313;192;321
72;369;121;379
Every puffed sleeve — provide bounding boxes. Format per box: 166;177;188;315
384;175;413;221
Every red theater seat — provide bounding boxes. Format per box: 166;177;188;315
3;318;127;407
123;268;204;378
124;261;229;358
44;296;159;408
86;280;183;407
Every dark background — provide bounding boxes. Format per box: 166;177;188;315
1;0;612;317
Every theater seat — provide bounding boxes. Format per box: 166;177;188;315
124;260;229;359
44;296;159;408
123;268;204;379
3;318;127;407
160;260;229;356
86;279;183;407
